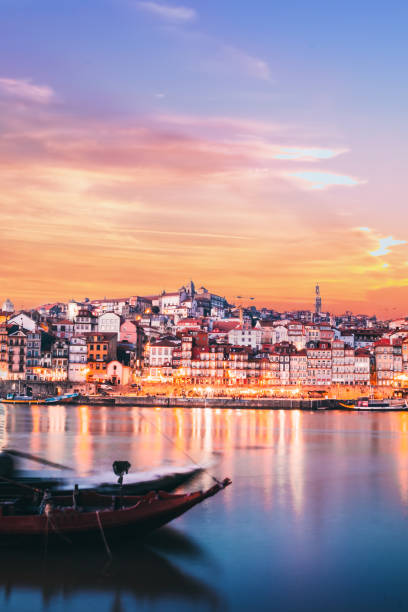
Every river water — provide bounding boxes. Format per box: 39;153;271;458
1;404;408;611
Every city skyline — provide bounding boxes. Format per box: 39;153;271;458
1;1;408;315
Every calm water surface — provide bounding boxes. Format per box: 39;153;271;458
1;405;408;611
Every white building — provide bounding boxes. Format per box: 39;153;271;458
8;313;36;332
2;298;14;313
107;360;131;385
227;326;262;350
272;325;289;345
98;312;121;339
67;300;81;321
68;337;88;382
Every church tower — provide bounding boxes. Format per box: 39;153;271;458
315;283;322;316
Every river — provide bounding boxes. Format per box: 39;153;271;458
1;404;408;611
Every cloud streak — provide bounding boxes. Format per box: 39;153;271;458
136;1;196;22
0;77;55;104
286;170;363;190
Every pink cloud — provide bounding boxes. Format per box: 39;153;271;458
0;77;55;104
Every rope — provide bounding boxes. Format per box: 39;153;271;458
96;510;112;560
0;474;43;494
138;409;222;485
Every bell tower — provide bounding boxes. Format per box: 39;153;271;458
315;283;322;316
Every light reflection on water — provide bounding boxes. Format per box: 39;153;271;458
1;405;408;610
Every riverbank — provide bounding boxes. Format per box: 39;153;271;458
77;395;337;409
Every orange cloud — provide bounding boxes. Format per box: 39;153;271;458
0;86;405;316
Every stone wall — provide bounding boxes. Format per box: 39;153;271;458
0;380;96;398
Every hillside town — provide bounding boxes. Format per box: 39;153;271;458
1;282;408;396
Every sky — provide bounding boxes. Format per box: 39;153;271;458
1;0;408;317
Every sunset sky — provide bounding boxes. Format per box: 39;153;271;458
1;0;408;316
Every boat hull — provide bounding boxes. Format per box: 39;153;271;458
0;481;231;547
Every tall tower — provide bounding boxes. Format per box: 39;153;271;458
315;283;322;316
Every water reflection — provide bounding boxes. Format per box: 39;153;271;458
3;405;408;509
0;533;219;610
3;405;408;610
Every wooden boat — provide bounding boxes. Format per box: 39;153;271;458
338;398;408;410
0;392;79;404
0;478;231;546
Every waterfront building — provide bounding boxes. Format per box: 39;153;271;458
354;349;371;385
0;324;8;379
68;336;88;382
26;331;41;380
289;349;308;385
374;339;403;386
7;328;27;380
86;332;118;381
106;360;131;385
51;339;69;381
306;341;332;386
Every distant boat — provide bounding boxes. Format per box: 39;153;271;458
338;398;408;411
0;392;79;405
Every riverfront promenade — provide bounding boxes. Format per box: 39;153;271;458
77;394;334;409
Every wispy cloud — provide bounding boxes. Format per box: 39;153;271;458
370;236;406;257
286;170;363;190
0;77;55;104
136;1;196;22
274;146;347;161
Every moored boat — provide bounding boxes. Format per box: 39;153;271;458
0;479;231;546
0;392;79;404
338;398;408;410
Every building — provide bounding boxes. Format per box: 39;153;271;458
306;341;332;386
51;339;69;380
374;339;403;386
74;309;97;335
354;349;370;385
7;329;27;380
2;298;14;314
0;324;8;379
26;331;41;380
51;319;75;339
68;336;88;382
227;326;262;350
7;313;36;332
107;360;131;385
98;312;121;339
290;349;308;385
86;332;118;382
315;283;322;316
